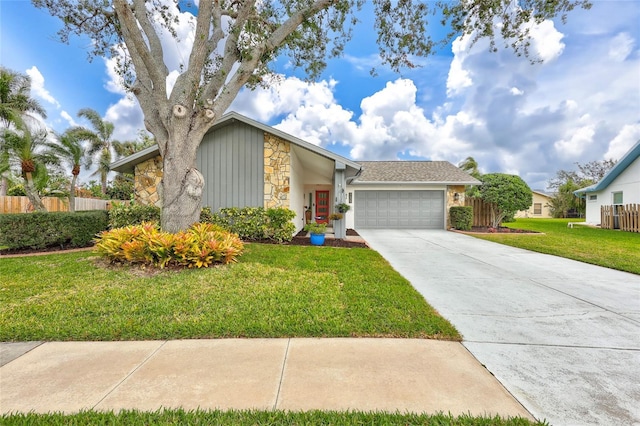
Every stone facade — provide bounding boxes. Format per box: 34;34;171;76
134;156;163;207
264;133;290;209
446;185;466;228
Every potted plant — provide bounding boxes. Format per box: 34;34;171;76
328;212;343;221
336;203;351;213
304;222;327;246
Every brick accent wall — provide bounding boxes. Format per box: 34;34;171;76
134;156;162;207
264;133;290;208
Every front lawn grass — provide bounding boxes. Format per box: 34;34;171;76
0;244;459;341
472;218;640;275
1;408;545;425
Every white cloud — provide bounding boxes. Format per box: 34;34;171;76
104;96;145;142
605;124;640;160
529;20;565;62
25;66;60;108
446;37;473;96
554;124;596;159
60;111;77;127
608;32;635;61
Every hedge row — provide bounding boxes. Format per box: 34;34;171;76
0;204;297;252
201;206;296;243
0;211;109;251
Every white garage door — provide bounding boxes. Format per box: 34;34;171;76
354;190;444;229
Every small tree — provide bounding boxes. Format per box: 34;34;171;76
479;173;532;228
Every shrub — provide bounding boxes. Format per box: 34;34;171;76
450;206;473;231
202;206;296;243
94;222;244;268
108;202;161;228
0;211;109;250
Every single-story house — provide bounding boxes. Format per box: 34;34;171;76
111;112;480;238
515;190;553;218
574;140;640;226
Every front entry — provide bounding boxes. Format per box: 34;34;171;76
315;190;329;224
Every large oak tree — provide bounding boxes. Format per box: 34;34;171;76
33;0;590;232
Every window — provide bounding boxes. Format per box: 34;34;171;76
533;203;542;215
613;192;623;205
588;194;597;201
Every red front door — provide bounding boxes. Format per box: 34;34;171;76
315;190;329;224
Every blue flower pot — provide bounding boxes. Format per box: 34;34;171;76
310;233;325;246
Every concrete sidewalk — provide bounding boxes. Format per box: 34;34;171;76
1;338;532;419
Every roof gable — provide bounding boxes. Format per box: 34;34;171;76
352;161;481;185
575;140;640;194
110;111;361;174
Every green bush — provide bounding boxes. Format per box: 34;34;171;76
202;206;296;242
0;211;109;250
450;206;473;231
95;222;244;268
108;202;161;228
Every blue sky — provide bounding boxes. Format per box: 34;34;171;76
1;0;639;191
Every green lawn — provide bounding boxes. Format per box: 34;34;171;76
472;218;640;275
1;409;545;425
0;243;459;341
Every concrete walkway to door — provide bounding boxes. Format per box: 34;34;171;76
358;229;640;426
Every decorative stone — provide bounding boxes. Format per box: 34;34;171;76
263;133;291;209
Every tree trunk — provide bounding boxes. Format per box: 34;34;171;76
160;142;204;233
69;174;77;213
0;176;7;196
24;172;46;212
101;172;108;196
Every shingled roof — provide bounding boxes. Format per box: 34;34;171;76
353;161;481;185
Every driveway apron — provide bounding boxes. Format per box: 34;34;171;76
358;229;640;426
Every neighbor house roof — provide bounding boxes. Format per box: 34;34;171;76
532;190;553;198
574;140;640;195
351;161;481;185
110;111;362;174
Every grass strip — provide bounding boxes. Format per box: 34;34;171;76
470;219;640;275
1;409;546;425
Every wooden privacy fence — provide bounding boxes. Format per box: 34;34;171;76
464;197;495;227
601;204;639;233
0;196;122;214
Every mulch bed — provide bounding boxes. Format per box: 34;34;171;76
258;228;369;248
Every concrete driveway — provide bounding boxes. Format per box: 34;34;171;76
358;229;640;426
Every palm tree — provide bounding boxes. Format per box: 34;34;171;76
47;131;85;212
458;156;482;198
68;108;119;195
458;156;481;179
0;67;48;195
1;124;56;212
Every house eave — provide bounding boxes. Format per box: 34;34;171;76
349;180;480;186
111;145;160;174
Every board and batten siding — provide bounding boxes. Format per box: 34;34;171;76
197;121;264;211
